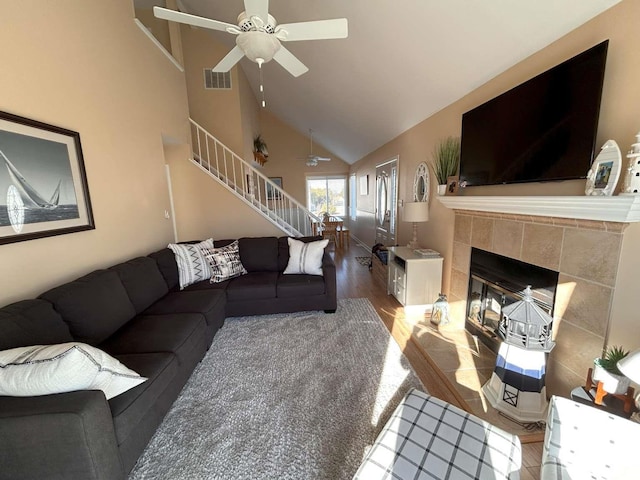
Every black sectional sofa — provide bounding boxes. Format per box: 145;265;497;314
0;236;336;479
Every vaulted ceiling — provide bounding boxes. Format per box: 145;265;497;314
176;0;621;164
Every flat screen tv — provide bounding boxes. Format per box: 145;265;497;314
459;40;608;187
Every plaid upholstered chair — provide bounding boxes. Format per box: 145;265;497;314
353;388;522;479
541;395;640;479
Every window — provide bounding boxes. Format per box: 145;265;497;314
349;174;357;221
306;175;347;217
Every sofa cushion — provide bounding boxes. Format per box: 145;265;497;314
99;313;206;367
238;237;279;272
39;270;136;345
183;279;229;292
277;236;323;271
0;342;146;400
108;352;177;445
148;248;180;291
110;257;169;313
226;272;278;301
144;290;226;330
0;299;73;350
276;273;326;298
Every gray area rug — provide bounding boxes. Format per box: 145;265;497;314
129;298;425;480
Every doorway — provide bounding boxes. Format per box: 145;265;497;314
375;157;398;246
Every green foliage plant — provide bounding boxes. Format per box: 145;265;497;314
253;134;268;154
594;345;629;376
431;136;461;185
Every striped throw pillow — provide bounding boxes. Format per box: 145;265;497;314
283;237;329;276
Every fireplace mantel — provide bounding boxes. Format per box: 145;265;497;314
437;195;640;223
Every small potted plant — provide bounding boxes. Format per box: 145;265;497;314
593;345;630;394
431;136;460;195
253;134;268;166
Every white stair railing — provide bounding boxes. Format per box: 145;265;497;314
189;119;320;236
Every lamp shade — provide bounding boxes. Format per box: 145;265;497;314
403;202;429;222
617;349;640;384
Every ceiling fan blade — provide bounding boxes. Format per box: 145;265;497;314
153;6;236;32
244;0;269;23
316;157;331;162
212;46;245;72
272;46;309;77
277;18;348;41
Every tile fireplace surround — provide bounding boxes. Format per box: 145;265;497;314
443;196;632;397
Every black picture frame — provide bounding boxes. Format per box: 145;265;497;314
267;177;283;200
0;110;94;245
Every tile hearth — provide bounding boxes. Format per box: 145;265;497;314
401;311;543;439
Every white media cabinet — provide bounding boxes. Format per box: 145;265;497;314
387;246;443;307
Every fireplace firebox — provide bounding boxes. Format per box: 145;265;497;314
466;248;559;353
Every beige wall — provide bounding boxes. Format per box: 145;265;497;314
181;26;244;154
351;1;640;335
0;0;190;306
134;6;171;53
258;110;350;206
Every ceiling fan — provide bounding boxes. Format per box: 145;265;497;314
153;0;348;78
302;130;331;167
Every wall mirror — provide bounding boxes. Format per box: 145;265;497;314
414;162;430;202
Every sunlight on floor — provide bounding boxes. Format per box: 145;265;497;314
370;336;410;427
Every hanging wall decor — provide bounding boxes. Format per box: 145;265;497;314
0;111;94;245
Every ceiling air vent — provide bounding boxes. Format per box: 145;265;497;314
204;69;231;89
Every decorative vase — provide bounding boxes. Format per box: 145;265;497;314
437;184;446;196
592;363;631;394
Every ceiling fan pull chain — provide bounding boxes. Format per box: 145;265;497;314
258;59;266;108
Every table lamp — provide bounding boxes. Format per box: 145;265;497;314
617;349;640;421
403;202;429;249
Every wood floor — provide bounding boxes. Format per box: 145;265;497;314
331;242;543;479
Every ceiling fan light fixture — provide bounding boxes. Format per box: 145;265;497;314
236;31;281;64
237;12;277;33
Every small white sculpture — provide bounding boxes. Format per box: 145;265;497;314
622;132;640;195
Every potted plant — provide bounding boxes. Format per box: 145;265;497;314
253;134;268;166
593;345;630;394
431;136;460;195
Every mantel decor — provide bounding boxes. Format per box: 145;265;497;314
0;110;94;245
585;140;621;196
431;136;460;196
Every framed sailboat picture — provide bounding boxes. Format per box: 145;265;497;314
0;111;94;245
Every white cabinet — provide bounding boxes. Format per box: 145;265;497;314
387;246;443;307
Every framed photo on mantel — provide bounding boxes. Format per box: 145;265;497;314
0;110;94;245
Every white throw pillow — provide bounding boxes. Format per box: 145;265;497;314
202;240;248;283
0;343;147;400
168;238;214;289
283;237;329;276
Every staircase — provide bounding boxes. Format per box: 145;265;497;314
189;119;320;236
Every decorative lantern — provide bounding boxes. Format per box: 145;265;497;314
431;293;450;326
482;286;555;423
